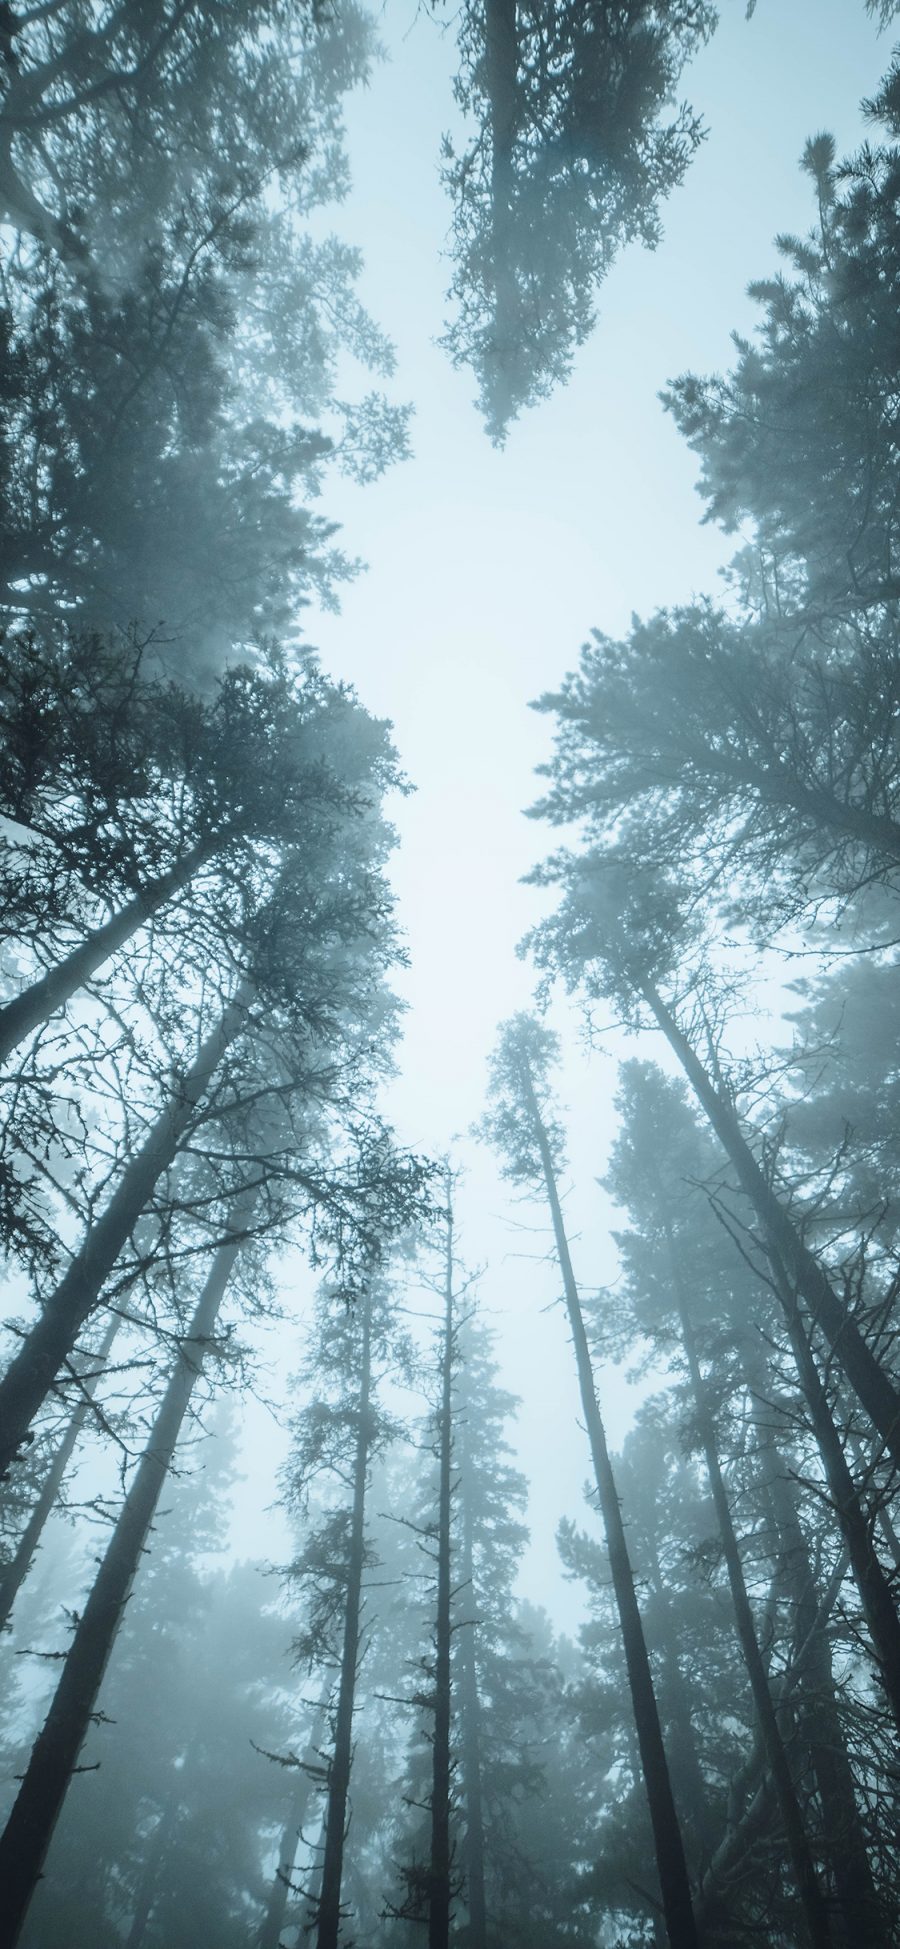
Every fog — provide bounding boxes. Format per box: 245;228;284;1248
1;3;899;1946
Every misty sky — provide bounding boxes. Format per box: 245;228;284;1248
232;0;892;1624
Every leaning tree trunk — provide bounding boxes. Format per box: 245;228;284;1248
430;1189;455;1949
641;1523;715;1871
665;1235;834;1949
0;1310;121;1634
519;1058;700;1949
260;1785;307;1949
0;835;217;1067
0;1210;248;1949
0;983;250;1476
751;1399;883;1948
639;973;900;1472
763;1247;900;1741
316;1289;373;1949
458;1426;487;1949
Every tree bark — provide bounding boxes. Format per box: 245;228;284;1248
0;837;213;1067
666;1237;834;1949
642;1521;714;1874
751;1403;884;1947
0;1214;246;1949
315;1289;373;1949
764;1252;900;1742
260;1776;312;1949
519;1059;701;1949
0;984;250;1476
0;1311;120;1635
459;1431;487;1949
429;1188;455;1949
640;976;900;1471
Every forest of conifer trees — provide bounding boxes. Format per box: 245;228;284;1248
3;2;900;1946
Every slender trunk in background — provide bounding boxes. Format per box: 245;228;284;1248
751;1403;883;1947
0;837;216;1068
641;1524;714;1870
519;1060;701;1949
261;1764;318;1949
0;984;249;1476
124;1797;179;1949
429;1188;455;1949
315;1291;373;1949
665;1238;833;1948
458;1432;487;1949
0;1311;121;1635
640;976;900;1469
0;1212;248;1949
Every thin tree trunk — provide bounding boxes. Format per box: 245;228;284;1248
640;976;900;1470
124;1797;179;1949
752;1411;884;1947
261;1776;312;1949
316;1291;373;1949
666;1238;834;1948
519;1059;701;1949
0;984;249;1476
459;1431;487;1949
0;1311;121;1634
430;1187;455;1949
0;838;213;1067
0;1214;247;1949
763;1248;900;1739
641;1523;715;1871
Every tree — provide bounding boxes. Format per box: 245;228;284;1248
525;860;900;1741
282;1260;418;1949
662;93;900;624
480;1013;701;1949
440;0;715;439
0;1201;254;1948
606;1063;879;1943
0;1;410;660
0;674;410;1474
530;604;900;942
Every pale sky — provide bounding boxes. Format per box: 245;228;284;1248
235;0;892;1625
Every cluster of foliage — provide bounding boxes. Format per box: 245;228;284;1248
5;7;900;1949
0;9;433;1946
492;52;900;1949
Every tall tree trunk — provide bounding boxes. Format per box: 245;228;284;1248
458;1430;487;1949
518;1059;701;1949
0;1213;247;1949
751;1402;884;1948
666;1236;834;1948
639;975;900;1471
763;1248;900;1740
0;1311;120;1634
261;1774;313;1949
0;837;214;1067
316;1290;373;1949
0;984;249;1476
124;1796;179;1949
430;1185;455;1949
641;1523;715;1872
